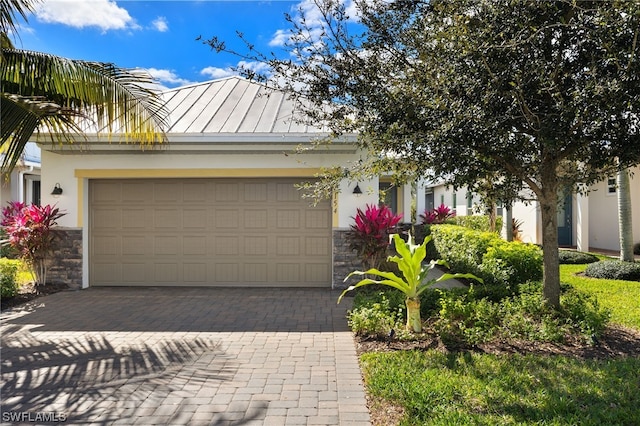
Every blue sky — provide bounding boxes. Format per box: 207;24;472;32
13;0;337;89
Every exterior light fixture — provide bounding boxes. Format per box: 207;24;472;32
51;183;63;197
353;183;362;196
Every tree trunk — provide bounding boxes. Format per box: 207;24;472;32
617;168;635;262
539;191;561;309
405;297;422;332
505;206;513;241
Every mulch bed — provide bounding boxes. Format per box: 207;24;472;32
1;282;69;311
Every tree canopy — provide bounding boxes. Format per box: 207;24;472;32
207;0;640;307
1;0;168;173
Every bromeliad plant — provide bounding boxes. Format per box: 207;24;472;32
347;203;402;270
1;202;66;286
339;233;482;332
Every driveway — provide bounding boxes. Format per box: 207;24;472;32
0;287;371;425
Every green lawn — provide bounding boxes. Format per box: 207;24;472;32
360;264;640;425
361;350;640;425
561;264;640;330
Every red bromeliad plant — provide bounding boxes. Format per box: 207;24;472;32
419;204;456;225
347;204;403;270
1;202;66;286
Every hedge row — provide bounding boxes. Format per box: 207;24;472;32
451;215;503;233
430;224;543;287
0;259;21;298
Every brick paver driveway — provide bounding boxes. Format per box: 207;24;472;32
1;287;371;425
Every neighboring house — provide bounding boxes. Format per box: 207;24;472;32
417;167;640;253
0;142;42;207
37;77;408;290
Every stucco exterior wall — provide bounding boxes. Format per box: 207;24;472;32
587;168;640;251
40;149;371;229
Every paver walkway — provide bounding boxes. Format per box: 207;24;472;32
0;287;371;425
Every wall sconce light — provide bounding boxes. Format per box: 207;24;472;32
353;183;362;196
51;183;63;197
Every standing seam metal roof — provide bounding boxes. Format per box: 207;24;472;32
161;76;328;135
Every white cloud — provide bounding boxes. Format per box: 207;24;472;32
146;68;194;87
200;66;238;79
152;16;168;32
268;0;361;48
35;0;139;31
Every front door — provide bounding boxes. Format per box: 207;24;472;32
557;192;572;246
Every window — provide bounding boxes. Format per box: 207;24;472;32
425;189;435;212
466;192;473;215
452;193;457;213
379;182;398;213
607;177;617;194
440;194;444;206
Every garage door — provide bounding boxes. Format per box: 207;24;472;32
89;178;332;287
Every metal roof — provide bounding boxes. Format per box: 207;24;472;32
162;77;329;134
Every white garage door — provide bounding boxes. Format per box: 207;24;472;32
89;178;332;287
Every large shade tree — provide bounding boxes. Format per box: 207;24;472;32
1;0;168;173
207;0;640;308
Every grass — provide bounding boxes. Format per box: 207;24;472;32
561;263;640;330
359;261;640;425
361;350;640;425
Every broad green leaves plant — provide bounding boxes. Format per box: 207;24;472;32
339;233;482;332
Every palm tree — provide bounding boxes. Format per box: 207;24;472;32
617;167;635;262
1;0;168;173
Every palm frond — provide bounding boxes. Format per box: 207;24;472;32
1;48;169;172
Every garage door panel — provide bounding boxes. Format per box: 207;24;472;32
305;210;330;228
183;182;207;202
122;263;146;282
244;236;268;255
183;209;207;228
122;208;148;229
183;236;207;256
90;178;331;287
214;183;240;202
121;182;150;203
243;209;268;229
93;209;121;229
154;209;181;228
244;183;268;201
276;210;300;228
215;209;239;228
122;236;146;256
154;182;182;202
154;263;178;282
184;263;207;282
214;236;239;255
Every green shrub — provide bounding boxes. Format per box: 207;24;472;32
431;224;542;288
584;260;640;281
347;294;404;337
559;250;600;264
0;259;21;298
435;291;501;346
482;240;543;285
430;224;500;276
452;215;503;233
561;288;611;341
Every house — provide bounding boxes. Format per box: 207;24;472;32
37;77;408;290
416;167;640;253
0;142;42;207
